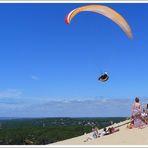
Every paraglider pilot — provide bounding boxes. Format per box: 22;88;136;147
98;72;109;82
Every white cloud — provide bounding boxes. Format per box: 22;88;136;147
0;89;22;99
31;75;39;80
30;97;134;117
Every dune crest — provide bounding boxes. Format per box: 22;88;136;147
51;120;148;145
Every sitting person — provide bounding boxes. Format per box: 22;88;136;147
84;127;99;142
99;127;109;137
84;127;111;142
141;108;147;118
127;116;134;129
141;108;148;124
107;127;120;134
145;104;148;115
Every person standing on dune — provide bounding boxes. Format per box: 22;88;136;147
132;97;142;117
131;97;147;128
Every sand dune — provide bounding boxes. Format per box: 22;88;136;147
51;120;148;145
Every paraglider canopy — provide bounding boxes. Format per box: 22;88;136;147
98;72;109;82
65;4;133;38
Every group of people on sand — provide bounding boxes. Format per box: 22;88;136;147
84;126;119;142
84;96;148;142
127;97;148;129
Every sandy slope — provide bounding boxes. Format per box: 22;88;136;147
51;120;148;145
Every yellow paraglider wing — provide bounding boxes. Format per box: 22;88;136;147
65;5;133;38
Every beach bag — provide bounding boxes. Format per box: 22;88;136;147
127;123;133;129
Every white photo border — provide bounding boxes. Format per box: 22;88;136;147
0;1;147;148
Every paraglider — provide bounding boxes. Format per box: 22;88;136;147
65;5;133;82
98;72;109;82
65;4;133;38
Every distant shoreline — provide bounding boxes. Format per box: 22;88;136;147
0;116;129;119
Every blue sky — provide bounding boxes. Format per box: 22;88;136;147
0;3;148;117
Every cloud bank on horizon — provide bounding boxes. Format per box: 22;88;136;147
0;93;148;117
